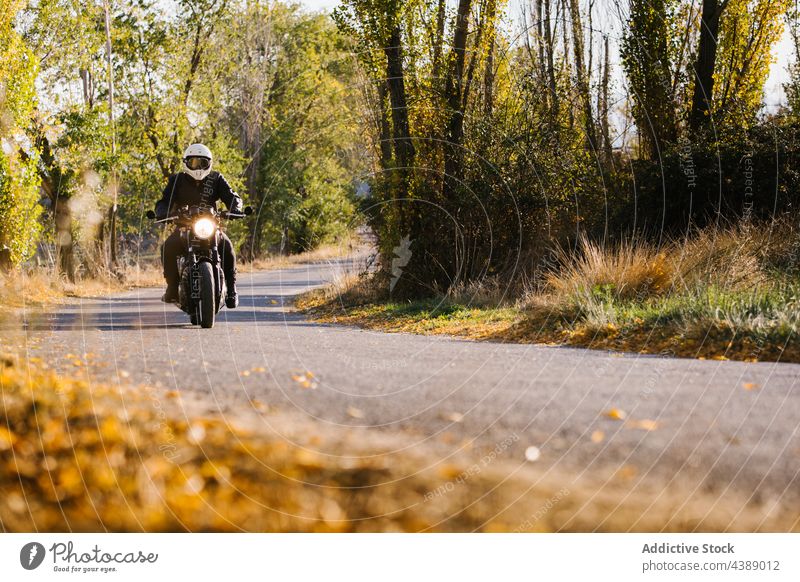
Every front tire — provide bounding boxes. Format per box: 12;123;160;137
196;262;216;329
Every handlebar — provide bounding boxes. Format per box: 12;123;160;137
220;211;249;219
146;206;252;222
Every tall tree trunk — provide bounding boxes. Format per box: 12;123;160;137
561;0;574;132
690;0;727;130
79;68;94;108
567;0;597;151
599;35;613;162
103;0;118;270
542;0;559;123
484;37;495;116
432;0;447;85
442;0;472;199
377;81;394;169
534;0;547;109
384;25;415;174
482;0;498;116
55;196;75;283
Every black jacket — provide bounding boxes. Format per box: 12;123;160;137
154;171;243;219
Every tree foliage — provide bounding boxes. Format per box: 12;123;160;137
2;0;798;294
621;0;680;158
0;0;41;268
8;0;364;276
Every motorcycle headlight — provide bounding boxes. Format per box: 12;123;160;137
193;217;216;239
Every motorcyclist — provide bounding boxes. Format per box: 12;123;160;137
154;143;242;308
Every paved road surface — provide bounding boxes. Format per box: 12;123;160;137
9;260;800;510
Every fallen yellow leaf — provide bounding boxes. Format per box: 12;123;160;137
626;419;659;431
346;406;364;419
591;430;605;443
442;412;464;423
0;426;17;451
743;382;759;391
438;464;462;479
291;373;318;389
606;408;627;421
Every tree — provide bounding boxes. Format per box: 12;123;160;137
621;0;679;158
214;3;362;255
22;0;113;278
690;0;729;129
714;0;790;127
567;0;597;151
0;0;42;269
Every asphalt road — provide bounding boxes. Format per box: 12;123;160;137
11;259;800;511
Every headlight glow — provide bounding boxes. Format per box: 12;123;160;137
193;217;216;239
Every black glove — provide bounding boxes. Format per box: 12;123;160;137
229;196;244;214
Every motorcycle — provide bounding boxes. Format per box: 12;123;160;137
146;205;252;328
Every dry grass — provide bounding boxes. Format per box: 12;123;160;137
245;235;361;272
443;277;514;306
671;224;766;292
117;261;164;289
298;221;800;363
0;270;64;308
543;223;768;305
546;235;673;301
0;352;795;532
0;262;164;310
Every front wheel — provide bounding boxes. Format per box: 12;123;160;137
195;261;216;329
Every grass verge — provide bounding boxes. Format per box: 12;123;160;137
297;224;800;363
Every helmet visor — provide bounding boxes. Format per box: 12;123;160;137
184;156;211;171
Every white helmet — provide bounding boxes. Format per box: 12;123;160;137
182;143;213;181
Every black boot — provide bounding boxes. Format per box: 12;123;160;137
162;284;178;303
225;275;238;308
225;288;238;308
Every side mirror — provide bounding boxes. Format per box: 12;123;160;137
243;206;253;216
145;210;156;219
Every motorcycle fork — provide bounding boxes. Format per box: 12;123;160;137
211;247;223;297
190;254;201;300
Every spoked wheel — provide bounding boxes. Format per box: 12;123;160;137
195;262;216;329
